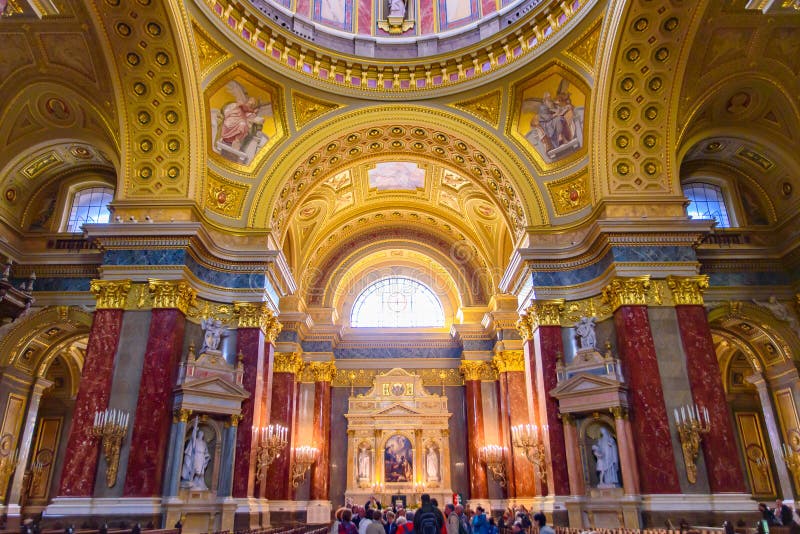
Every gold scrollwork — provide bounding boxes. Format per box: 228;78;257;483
493;350;526;373
307;361;337;382
274;352;304;375
518;299;566;339
666;275;709;306
90;279;132;310
147;279;196;314
601;275;651;311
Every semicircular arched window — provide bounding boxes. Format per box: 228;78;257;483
350;277;445;328
683;182;731;228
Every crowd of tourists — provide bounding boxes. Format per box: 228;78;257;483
756;499;800;533
331;494;554;534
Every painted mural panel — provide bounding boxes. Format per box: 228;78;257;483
510;66;589;168
314;0;354;31
368;162;425;190
438;0;479;30
384;434;413;482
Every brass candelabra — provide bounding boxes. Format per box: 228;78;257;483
90;409;130;488
290;446;318;488
512;424;548;486
478;445;507;488
0;449;18;500
256;424;288;479
673;404;710;484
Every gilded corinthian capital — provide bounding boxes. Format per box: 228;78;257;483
601;276;651;311
493;350;525;373
234;302;283;342
666;275;709;306
517;300;564;340
309;361;337;382
274;352;304;375
90;279;132;309
147;279;196;314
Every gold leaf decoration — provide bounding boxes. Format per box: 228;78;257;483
207;174;248;218
450;90;502;128
191;21;228;74
291;91;343;130
566;17;603;72
546;170;590;215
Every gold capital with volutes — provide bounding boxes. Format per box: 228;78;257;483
230;414;242;427
610;406;628;420
460;360;484;381
601;275;651;312
309;361;337;382
174;408;192;423
147;279;196;314
493;350;525;373
90;279;132;309
274;351;304;375
666;275;709;306
518;299;565;338
234;302;283;341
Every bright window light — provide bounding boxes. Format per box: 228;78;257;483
683;182;731;228
66;187;113;233
351;277;445;327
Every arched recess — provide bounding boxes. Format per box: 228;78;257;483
249;106;549;235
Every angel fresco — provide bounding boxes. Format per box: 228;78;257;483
211;80;274;165
521;77;585;163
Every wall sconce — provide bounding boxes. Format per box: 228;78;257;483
782;443;800;486
0;448;18;496
478;445;507;488
91;409;130;488
256;424;288;480
291;446;318;487
673;403;710;484
512;424;548;486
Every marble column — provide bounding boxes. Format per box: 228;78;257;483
748;373;795;501
460;361;489;500
58;280;131;497
7;377;54;509
232;303;281;499
611;407;640;495
218;415;241;497
309;362;335;501
602;276;681;494
265;352;303;500
495;351;536;497
164;409;191;497
668;276;746;493
123;280;195;497
518;300;570;496
560;415;585;496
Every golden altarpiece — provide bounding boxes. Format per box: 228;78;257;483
344;369;452;506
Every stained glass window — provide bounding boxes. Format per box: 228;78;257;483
66;187;113;233
683;182;731;228
351;277;445;327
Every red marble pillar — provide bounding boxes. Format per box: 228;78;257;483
495;371;515;497
232;304;281;499
265;352;303;500
58;280;130;496
460;362;489;500
605;277;680;494
310;363;335;501
669;276;745;493
505;368;536;497
123;280;194;497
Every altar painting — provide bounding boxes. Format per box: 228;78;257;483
384;435;413;482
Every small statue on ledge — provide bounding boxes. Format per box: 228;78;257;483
575;316;597;351
388;0;405;17
379;0;414;34
200;317;226;353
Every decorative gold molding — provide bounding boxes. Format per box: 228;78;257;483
308;361;337;382
233;302;282;341
516;313;535;341
147;279;196;315
450;90;502;128
601;276;651;312
174;409;192;423
291;91;343;129
230;414;242;427
90;280;132;310
524;299;566;339
273;352;304;375
459;360;494;382
610;406;628;420
331;367;465;387
667;275;709;306
545;170;591;216
493;350;526;373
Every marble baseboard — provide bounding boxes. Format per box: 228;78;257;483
44;497;164;517
640;493;756;512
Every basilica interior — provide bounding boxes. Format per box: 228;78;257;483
0;0;799;532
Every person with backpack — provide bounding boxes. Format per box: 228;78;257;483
414;494;445;534
472;506;489;534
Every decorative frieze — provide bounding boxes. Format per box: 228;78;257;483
667;275;709;306
147;279;196;314
601;276;651;311
273;352;304;375
90;279;132;310
493;350;525;373
332;367;465;387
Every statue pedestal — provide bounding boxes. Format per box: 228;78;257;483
307;500;332;524
164;491;237;534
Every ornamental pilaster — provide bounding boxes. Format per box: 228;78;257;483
233;301;282;341
90;279;132;309
492;350;525;373
518;299;565;339
147;279;196;314
601;275;651;311
273;351;304;375
666;275;709;306
309;361;337;382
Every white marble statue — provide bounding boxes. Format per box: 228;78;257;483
388;0;405;17
575;316;597;351
358;446;371;479
753;296;800;337
592;427;620;488
200;318;226;352
426;446;439;481
181;418;211;490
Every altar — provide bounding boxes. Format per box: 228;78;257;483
344;369;453;507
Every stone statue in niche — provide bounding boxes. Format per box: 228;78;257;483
388;0;406;18
592;427;620;488
426;445;439;481
181;418;211;490
357;445;371;480
378;0;414;34
201;318;226;353
575;316;597;351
